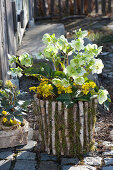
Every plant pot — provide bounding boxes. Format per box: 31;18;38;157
34;94;98;157
0;119;29;149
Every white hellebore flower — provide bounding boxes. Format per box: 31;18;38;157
91;59;104;74
8;54;16;66
71;38;84;51
74;77;85;85
97;89;108;104
8;67;23;78
42;33;51;44
19;53;32;67
61;78;70;87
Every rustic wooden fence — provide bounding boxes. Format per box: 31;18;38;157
0;0;16;84
34;0;112;20
0;0;34;84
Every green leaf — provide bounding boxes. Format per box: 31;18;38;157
77;93;91;101
104;100;110;111
56;93;71;102
14;116;23;123
53;71;67;79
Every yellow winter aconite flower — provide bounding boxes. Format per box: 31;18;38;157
10;119;21;125
2;110;7;115
2;117;8;123
5;80;14;88
64;86;72;93
29;86;37;92
41;84;53;97
82;82;96;95
89;82;96;88
56;84;72;94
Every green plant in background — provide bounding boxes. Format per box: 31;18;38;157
0;80;29;127
8;29;111;110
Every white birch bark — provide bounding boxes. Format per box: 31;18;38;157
58;101;64;155
52;101;56;155
40;100;48;152
64;107;70;155
84;102;89;144
78;101;84;150
73;104;77;144
46;100;50;154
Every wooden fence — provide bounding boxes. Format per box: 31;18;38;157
0;0;34;84
0;0;15;84
34;0;112;20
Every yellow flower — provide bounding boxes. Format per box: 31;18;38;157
3;117;8;123
29;86;37;92
5;80;14;88
2;110;7;115
64;86;72;93
89;82;96;88
82;83;90;95
41;84;53;97
10;119;21;125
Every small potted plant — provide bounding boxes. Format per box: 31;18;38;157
8;29;111;157
0;80;29;148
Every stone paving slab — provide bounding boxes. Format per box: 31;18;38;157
39;161;58;170
17;24;65;56
103;150;113;156
0;160;11;170
102;166;113;170
0;151;14;160
104;158;113;165
40;153;57;161
62;165;96;170
16;140;37;151
84;156;102;166
61;158;79;165
13;160;37;170
16;151;36;160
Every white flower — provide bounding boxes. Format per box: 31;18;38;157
91;59;104;74
61;78;70;87
8;54;16;66
70;58;84;67
66;65;86;77
19;53;32;67
42;33;51;44
97;89;108;104
71;38;84;51
52;78;62;85
73;77;85;85
74;29;88;39
8;67;23;78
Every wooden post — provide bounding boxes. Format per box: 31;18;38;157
81;0;84;14
78;101;84;150
58;0;62;18
50;0;54;17
95;0;98;14
66;0;70;16
108;0;111;14
52;101;56;155
88;0;91;14
101;0;106;15
64;107;70;155
74;0;77;15
42;0;46;16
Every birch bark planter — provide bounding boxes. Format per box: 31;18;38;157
34;95;98;157
0;120;29;149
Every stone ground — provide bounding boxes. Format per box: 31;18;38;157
1;17;113;170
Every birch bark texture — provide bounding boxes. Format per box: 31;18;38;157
34;95;97;157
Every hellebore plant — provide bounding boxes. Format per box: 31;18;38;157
0;80;29;127
8;29;111;110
